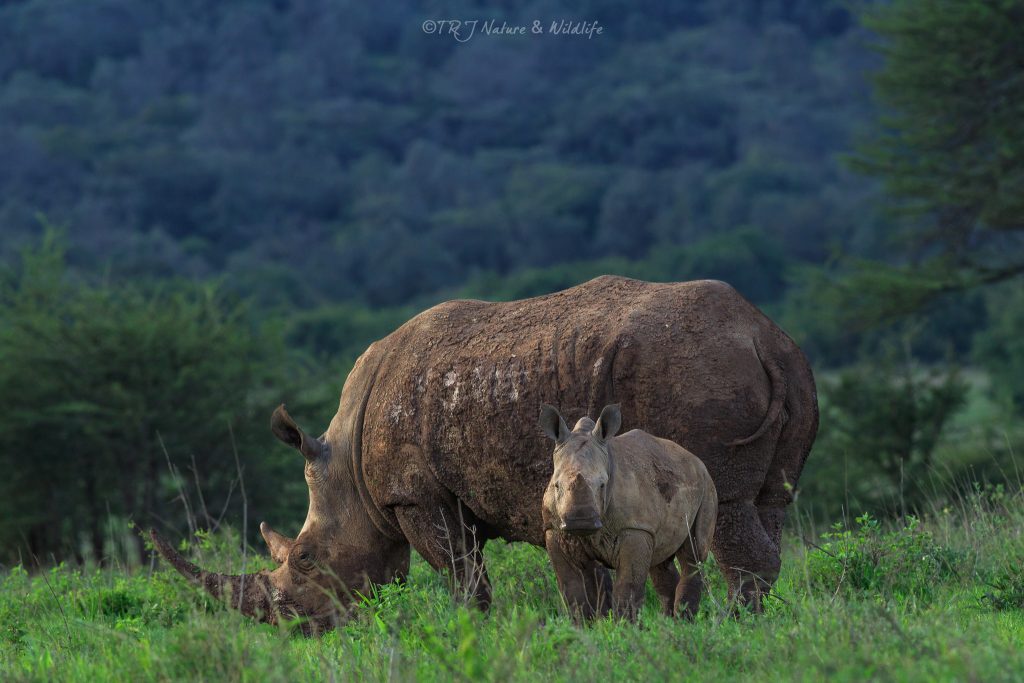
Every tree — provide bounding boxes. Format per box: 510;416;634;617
0;233;305;564
850;0;1024;304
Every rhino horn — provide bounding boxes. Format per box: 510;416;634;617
149;529;280;623
259;521;295;564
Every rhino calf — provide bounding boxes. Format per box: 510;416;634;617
540;403;718;622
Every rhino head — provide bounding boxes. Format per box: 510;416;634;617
151;404;409;634
539;403;622;536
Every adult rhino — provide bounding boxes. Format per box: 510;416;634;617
153;276;818;631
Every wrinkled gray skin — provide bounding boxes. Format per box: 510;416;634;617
541;404;717;622
151;276;818;633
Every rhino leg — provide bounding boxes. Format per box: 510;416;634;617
583;559;613;620
755;380;818;569
649;559;679;616
611;529;654;623
675;495;716;619
756;445;797;557
545;530;612;623
712;499;780;613
394;503;492;610
706;409;788;614
756;505;786;558
674;559;704;620
748;501;787;610
749;376;818;607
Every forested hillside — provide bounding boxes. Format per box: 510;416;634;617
0;0;872;308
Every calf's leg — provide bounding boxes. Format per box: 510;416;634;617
613;530;654;622
545;530;610;622
584;561;613;619
649;560;679;616
675;496;716;619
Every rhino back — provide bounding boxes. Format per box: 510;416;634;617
355;275;799;545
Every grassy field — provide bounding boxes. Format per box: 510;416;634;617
1;486;1022;682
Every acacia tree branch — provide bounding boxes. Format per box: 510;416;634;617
967;262;1024;287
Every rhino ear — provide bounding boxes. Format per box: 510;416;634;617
592;404;622;443
538;404;571;444
271;404;322;462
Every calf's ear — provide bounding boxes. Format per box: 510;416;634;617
538;404;571;444
271;404;322;461
592;404;622;443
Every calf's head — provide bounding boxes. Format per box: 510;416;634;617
539;403;622;536
151;404;409;634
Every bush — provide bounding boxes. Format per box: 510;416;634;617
806;514;962;602
0;233;308;564
973;283;1024;413
981;559;1024;611
800;350;967;520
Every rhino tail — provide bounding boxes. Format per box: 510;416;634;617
727;340;786;447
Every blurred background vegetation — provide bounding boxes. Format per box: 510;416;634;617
0;0;1021;564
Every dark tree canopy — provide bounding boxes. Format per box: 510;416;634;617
0;0;874;309
0;235;312;563
855;0;1024;284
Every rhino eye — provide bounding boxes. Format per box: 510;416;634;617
294;549;315;569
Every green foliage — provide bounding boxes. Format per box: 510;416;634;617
459;227;790;305
3;495;1024;681
802;351;967;519
780;258;996;371
806;514;961;601
837;0;1024;317
982;561;1024;611
284;303;415;363
857;0;1024;239
0;0;875;312
788;0;1024;334
785;260;954;333
973;283;1024;411
0;234;309;563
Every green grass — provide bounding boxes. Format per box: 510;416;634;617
2;490;1023;682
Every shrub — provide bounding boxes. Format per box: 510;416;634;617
973;282;1024;412
0;233;307;564
0;603;26;648
96;585;145;618
800;351;967;520
806;514;962;602
981;559;1024;611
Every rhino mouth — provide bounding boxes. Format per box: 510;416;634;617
149;529;345;634
560;517;603;535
